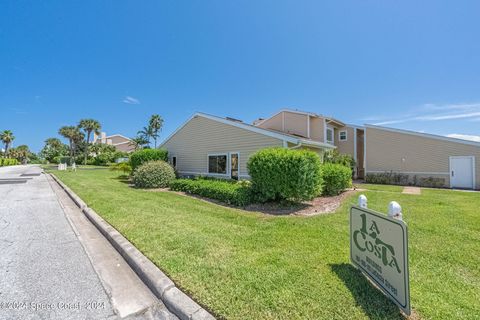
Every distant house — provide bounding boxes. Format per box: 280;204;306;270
161;109;480;189
93;132;135;153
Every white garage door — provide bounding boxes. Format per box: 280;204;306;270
450;156;475;189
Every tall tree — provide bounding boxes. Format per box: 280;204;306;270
78;119;101;164
12;145;30;163
0;130;15;157
40;138;68;162
129;136;149;151
58;126;82;159
137;126;154;147
148;114;163;148
44;137;64;149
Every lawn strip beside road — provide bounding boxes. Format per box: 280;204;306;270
50;168;480;320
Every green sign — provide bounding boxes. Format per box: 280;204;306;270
350;206;410;315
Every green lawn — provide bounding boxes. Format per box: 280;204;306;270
50;168;480;320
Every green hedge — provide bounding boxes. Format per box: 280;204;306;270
130;149;168;171
133;161;175;188
0;158;19;166
247;148;323;202
323;149;355;174
321;163;352;196
170;178;253;206
365;172;447;188
365;172;409;185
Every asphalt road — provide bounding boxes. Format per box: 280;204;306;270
0;165;175;320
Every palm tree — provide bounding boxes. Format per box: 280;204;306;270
14;145;30;163
44;137;63;149
149;114;164;148
137;126;154;147
79;119;101;164
129;136;149;151
0;130;15;157
58;126;82;158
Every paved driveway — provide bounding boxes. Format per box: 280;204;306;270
0;165;117;319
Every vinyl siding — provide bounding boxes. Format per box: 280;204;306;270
162;116;283;177
310;117;325;142
108;135;130;145
114;143;135;153
366;127;480;189
283;112;309;137
335;126;355;157
257;113;283;131
258;111;326;143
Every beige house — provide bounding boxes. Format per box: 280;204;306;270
365;125;480;190
93;132;135;153
161;109;480;189
160;112;334;179
254;109;365;178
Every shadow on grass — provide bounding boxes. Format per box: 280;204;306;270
112;175;131;185
330;263;405;319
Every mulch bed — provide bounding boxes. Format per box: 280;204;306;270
244;190;358;216
144;186;359;216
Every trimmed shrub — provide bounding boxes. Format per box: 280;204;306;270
130;149;168;171
0;158;19;166
323;149;355;174
417;177;446;188
93;152;115;166
133;161;175;188
247;148;323;202
365;172;447;188
170;177;253;206
321;163;352;196
365;172;410;186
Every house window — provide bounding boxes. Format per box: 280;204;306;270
326;128;334;144
172;156;177;169
339;130;347;141
208;154;227;174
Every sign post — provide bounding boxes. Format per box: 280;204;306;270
350;195;410;315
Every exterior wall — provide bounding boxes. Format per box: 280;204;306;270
114;143;136;153
94;134;135;153
366;127;480;189
162;116;283;178
257;113;283;132
108;135;130;145
257;111;326;143
334;126;355;157
356;129;365;178
310;117;325;142
283;112;309;137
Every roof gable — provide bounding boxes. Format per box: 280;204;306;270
365;124;480;147
160;112;334;149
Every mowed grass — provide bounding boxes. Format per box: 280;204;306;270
51;168;480;319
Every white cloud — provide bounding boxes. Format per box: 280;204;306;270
369;102;480;125
123;96;140;105
423;102;480;111
446;134;480;142
416;111;480;121
373;119;409;125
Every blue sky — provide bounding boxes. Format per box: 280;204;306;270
1;1;480;152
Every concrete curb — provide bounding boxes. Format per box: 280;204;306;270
49;173;216;320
